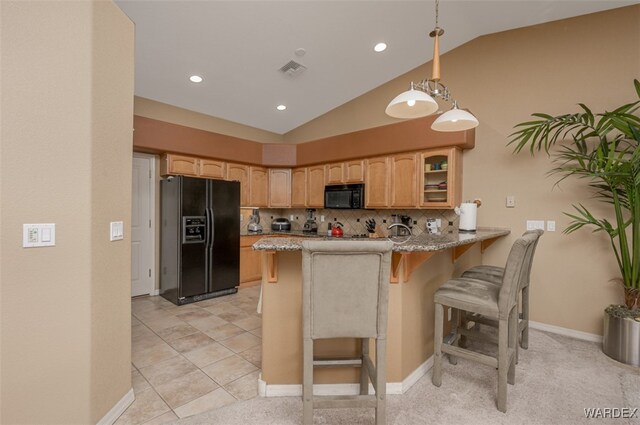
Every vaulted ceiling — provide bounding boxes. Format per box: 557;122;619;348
115;1;636;134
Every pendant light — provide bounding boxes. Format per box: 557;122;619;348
385;0;478;132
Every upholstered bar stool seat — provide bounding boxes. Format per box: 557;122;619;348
432;233;538;413
434;278;501;318
301;240;393;425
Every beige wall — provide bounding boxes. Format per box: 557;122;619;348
89;2;135;422
1;1;134;423
135;97;283;144
283;5;640;335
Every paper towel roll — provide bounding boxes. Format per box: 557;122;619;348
458;202;477;232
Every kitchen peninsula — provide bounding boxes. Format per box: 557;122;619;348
253;228;509;395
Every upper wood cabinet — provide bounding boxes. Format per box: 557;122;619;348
344;160;365;183
419;147;462;209
161;154;199;177
161;154;225;179
268;168;291;208
307;165;325;208
390;153;418;208
325;163;344;185
364;157;390;208
225;163;250;207
160;147;462;210
199;159;226;179
291;168;307;208
160;154;226;179
325;160;365;185
249;166;268;207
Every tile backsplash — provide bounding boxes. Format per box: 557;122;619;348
241;207;458;236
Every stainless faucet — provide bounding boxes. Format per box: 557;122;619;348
387;223;412;236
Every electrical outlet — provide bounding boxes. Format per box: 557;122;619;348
546;220;556;232
289;215;294;221
526;220;545;231
320;215;325;222
506;195;516;208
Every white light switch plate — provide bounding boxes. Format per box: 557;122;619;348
546;220;556;232
23;223;56;248
110;221;124;241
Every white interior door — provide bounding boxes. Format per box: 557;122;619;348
131;154;155;297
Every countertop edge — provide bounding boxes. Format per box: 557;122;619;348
251;227;511;253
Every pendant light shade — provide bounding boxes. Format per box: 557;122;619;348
431;102;479;132
385;86;438;119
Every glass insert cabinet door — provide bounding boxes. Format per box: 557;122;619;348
419;147;461;209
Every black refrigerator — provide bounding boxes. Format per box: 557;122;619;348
160;175;240;305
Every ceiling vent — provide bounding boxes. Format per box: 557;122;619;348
279;60;307;77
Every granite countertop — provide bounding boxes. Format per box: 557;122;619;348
241;229;319;237
251;227;510;252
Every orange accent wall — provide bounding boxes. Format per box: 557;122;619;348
296;115;474;166
133;115;263;164
262;144;297;166
133;114;474;166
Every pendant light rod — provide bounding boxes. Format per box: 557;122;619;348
429;0;444;82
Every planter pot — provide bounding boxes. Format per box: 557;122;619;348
602;311;640;367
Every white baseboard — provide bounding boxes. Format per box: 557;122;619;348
97;388;134;425
150;289;160;296
401;355;433;392
529;320;602;343
258;357;433;398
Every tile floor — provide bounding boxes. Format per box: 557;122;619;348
116;286;262;425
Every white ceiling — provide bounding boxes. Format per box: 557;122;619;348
115;1;637;134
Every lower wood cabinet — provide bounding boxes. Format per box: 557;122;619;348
240;235;263;286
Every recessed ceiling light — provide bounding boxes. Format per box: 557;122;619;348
276;104;287;111
374;42;387;53
189;75;203;83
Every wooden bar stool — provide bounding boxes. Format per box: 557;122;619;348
461;229;543;350
301;240;393;425
432;233;538;412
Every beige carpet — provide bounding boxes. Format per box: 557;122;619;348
175;329;640;424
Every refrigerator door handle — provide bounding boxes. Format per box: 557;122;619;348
204;208;211;247
210;208;215;245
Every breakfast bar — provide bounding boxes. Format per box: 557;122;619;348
253;228;510;396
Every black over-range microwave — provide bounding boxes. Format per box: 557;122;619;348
324;184;365;209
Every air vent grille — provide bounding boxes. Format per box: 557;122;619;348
279;60;307;77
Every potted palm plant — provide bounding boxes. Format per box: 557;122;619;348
509;80;640;367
